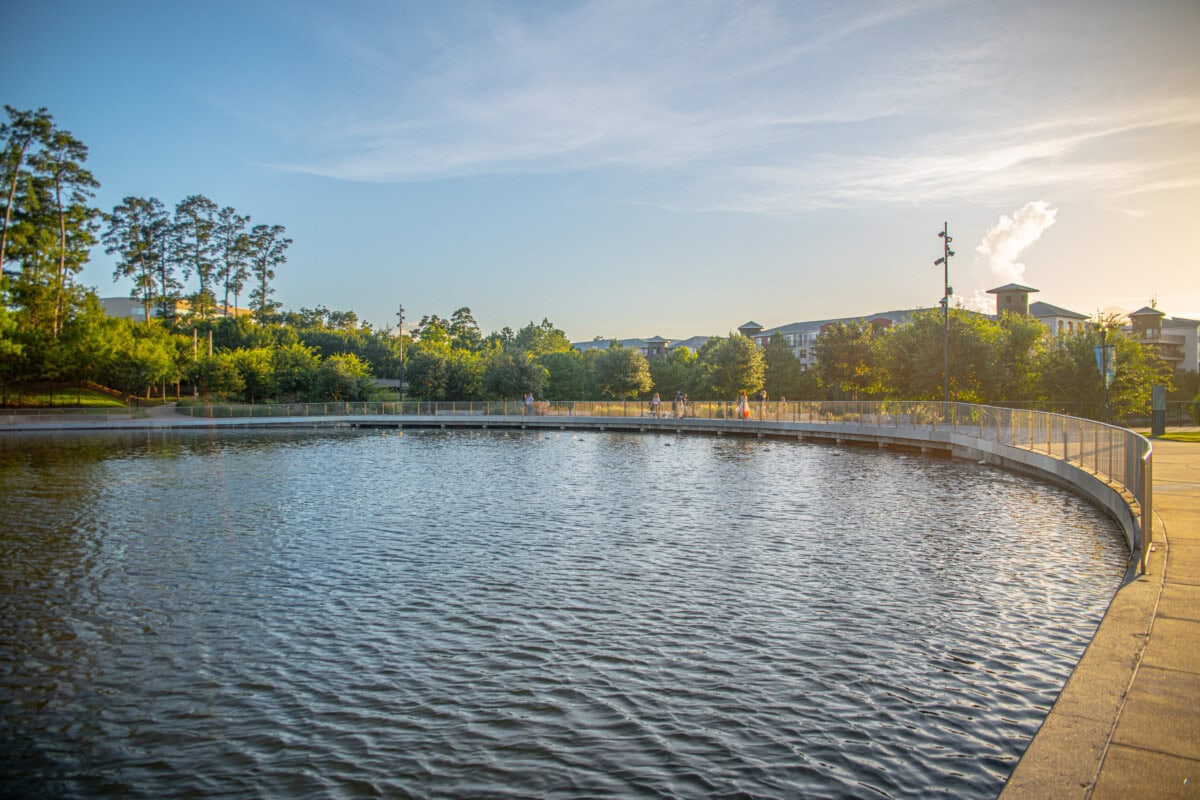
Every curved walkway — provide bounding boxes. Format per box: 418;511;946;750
1002;437;1200;799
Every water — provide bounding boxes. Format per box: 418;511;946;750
0;428;1127;798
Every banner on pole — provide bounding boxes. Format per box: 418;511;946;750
1094;344;1115;388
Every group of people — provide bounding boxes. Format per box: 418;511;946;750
736;390;786;419
647;391;690;418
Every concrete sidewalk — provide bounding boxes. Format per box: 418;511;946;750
1002;438;1200;798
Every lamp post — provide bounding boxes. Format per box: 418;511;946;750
934;223;955;403
1096;320;1112;423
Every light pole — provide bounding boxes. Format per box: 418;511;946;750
1096;320;1112;423
934;223;955;403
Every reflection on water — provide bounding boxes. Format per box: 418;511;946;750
1;429;1126;798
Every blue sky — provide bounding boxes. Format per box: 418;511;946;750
7;0;1198;340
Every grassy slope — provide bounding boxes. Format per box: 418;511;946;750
2;385;128;408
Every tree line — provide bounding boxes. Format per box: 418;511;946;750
397;307;1182;423
1;106;1187;420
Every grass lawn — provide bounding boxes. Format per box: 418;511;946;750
2;385;128;408
1156;431;1200;443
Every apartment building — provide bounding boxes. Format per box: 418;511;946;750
572;284;1198;375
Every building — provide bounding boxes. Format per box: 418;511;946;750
1029;301;1090;338
984;284;1091;339
572;289;1198;377
99;296;254;322
1129;306;1194;373
1162;317;1200;373
99;296;149;323
986;283;1039;316
573;334;722;359
754;309;925;369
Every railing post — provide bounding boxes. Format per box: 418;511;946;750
1108;427;1114;480
1141;453;1153;573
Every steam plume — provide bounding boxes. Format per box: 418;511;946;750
975;201;1058;284
967;201;1058;312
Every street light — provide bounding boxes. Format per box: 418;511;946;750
935;223;955;402
1095;319;1113;423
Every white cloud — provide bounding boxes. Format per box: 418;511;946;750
263;1;1200;221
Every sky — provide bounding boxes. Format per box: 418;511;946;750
6;0;1199;341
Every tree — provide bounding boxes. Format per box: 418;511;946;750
763;332;804;400
50;294;116;401
695;334;764;399
444;349;484;400
29;125;101;336
231;347;276;403
413;316;450;350
449;307;482;351
593;343;652;399
191;352;244;400
986;312;1046;401
483;326;515;351
104;196;170;323
0;273;24;400
513;318;571;356
814;320;887;400
313;353;373;401
403;347;448;399
541;350;593;400
0;106;53;271
247;223;290;322
648;346;697;399
883;309;1035;403
215;206;251;313
173;195;219;320
105;320;178;399
1037;324;1171;422
483;350;546;399
272;342;319;401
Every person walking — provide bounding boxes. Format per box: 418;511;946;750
524;392;533;416
650;392;661;418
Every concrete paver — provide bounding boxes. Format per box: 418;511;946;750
1160;585;1200;621
1090;746;1200;799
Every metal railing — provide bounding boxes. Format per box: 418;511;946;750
0;406;150;423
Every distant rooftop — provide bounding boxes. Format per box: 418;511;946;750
1029;301;1088;320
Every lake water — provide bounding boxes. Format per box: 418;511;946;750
0;428;1127;798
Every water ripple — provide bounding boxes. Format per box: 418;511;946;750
0;428;1126;798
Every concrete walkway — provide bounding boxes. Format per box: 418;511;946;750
1002;437;1200;798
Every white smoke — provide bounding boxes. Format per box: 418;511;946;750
976;201;1058;284
968;201;1058;313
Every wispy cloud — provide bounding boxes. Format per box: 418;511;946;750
269;1;957;179
264;1;1200;218
696;99;1200;215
